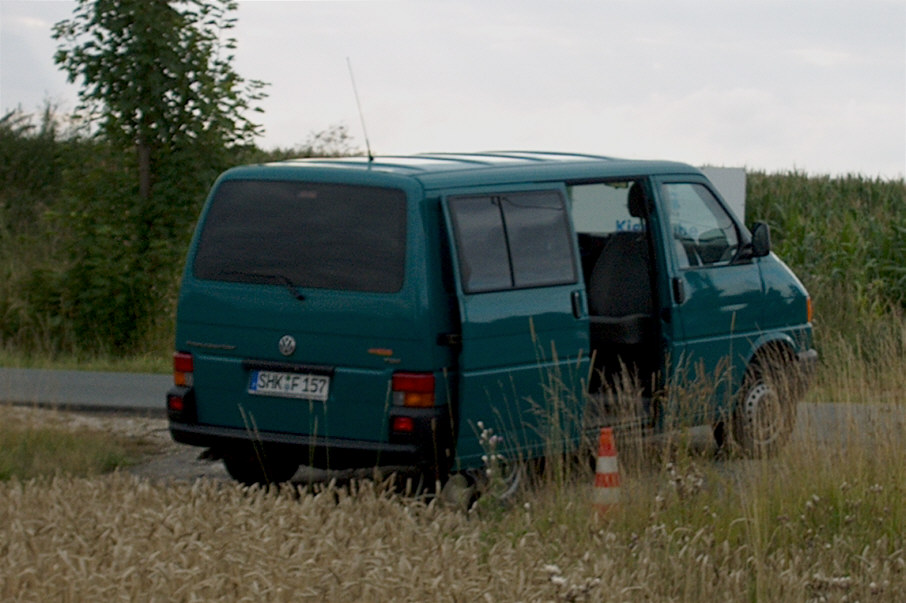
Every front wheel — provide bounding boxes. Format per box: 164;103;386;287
731;362;797;457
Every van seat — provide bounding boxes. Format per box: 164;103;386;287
587;232;654;346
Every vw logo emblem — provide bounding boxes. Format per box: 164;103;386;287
278;335;296;356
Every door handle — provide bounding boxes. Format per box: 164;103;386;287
672;277;686;304
571;290;584;319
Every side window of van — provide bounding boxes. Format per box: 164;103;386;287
447;191;577;293
569;181;643;235
567;180;647;286
661;182;739;268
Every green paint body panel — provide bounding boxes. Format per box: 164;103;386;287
169;152;815;474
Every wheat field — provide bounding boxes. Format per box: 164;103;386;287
2;408;904;602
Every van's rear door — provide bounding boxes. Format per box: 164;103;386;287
442;186;590;469
182;177;423;451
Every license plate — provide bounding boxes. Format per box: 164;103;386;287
248;370;330;401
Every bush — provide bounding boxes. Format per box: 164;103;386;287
0;119;902;372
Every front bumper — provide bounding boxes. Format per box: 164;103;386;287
798;348;818;377
795;348;819;395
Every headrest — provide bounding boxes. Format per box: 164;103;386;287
628;183;647;218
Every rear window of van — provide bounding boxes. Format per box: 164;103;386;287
193;180;407;293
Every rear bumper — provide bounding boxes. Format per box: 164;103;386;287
169;421;422;469
167;387;453;473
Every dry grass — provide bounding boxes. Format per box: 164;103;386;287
811;317;906;404
0;347;169;373
0;406;159;481
2;335;905;601
2;401;904;601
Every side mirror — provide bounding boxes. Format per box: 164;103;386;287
750;222;771;257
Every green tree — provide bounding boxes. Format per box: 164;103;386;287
48;0;267;352
52;0;266;200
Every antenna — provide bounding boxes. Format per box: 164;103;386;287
346;57;374;162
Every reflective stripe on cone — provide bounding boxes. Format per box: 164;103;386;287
593;427;621;513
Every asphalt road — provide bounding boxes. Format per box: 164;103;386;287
126;401;905;484
3;367;902;485
2;367;903;444
0;367;169;415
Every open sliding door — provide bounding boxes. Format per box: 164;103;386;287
442;186;590;469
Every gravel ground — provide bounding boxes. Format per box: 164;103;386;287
3;405;366;485
2;405;231;482
7;401;904;486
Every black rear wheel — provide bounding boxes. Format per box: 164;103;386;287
222;448;299;486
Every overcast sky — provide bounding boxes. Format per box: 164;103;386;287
1;0;904;178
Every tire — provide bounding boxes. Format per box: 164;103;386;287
222;449;299;486
731;361;797;457
437;473;478;510
474;456;544;505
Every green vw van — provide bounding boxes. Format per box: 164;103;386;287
167;152;816;486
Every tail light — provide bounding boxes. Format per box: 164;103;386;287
167;392;185;413
173;351;194;387
391;416;416;434
391;372;435;408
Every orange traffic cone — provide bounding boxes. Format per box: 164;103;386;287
593;427;621;515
